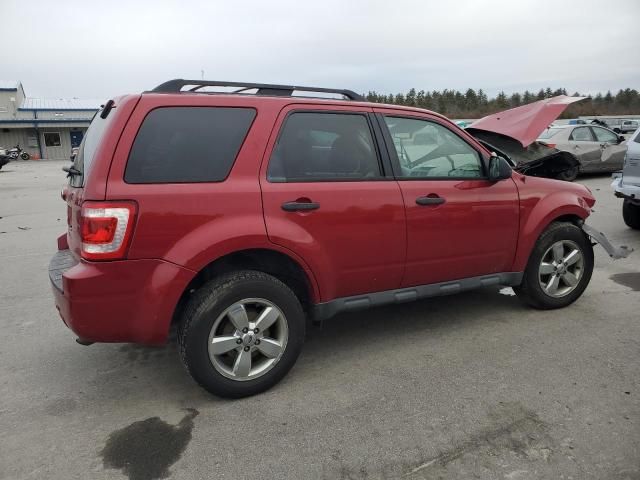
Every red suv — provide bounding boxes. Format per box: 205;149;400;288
49;79;625;398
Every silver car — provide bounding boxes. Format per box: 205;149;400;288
612;127;640;229
537;125;627;181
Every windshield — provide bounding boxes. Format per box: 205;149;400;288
69;105;112;187
538;128;564;140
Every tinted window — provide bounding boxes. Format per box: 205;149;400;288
267;112;381;182
125;107;255;184
592;127;618;143
384;116;482;179
70;108;109;187
570;127;593;141
538;128;564;139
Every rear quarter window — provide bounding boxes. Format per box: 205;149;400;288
124;107;256;184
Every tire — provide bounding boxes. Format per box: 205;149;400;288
514;222;594;309
613;128;621;134
178;270;305;398
557;166;579;182
20;152;30;160
623;199;640;230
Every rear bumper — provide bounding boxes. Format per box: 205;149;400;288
612;176;640;203
49;250;195;344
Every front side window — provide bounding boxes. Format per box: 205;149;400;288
592;127;618;143
384;116;482;179
267;112;381;182
125;107;256;184
570;127;594;142
538;128;564;139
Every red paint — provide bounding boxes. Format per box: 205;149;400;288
50;92;595;345
469;95;586;147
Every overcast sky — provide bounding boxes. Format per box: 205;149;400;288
2;0;639;101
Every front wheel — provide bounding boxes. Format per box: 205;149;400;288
514;222;594;309
623;199;640;229
178;270;305;398
20;152;30;160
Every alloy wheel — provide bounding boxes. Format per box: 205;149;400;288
207;298;288;381
538;240;584;298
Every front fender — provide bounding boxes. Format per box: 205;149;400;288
512;190;591;271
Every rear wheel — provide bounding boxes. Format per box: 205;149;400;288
623;199;640;230
514;222;594;309
178;270;305;398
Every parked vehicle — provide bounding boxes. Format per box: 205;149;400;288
0;148;10;170
536;125;627;181
568;119;587;125
49;80;630;398
467;96;585;181
5;144;30;160
619;120;639;134
612;127;640;229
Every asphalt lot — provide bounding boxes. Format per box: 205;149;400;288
0;160;638;480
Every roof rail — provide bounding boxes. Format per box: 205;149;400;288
150;79;365;101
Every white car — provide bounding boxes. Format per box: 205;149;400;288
612;127;640;229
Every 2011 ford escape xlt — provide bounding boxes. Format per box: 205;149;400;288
49;79;630;398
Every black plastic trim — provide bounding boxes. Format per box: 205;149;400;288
151;79;365;101
312;272;524;321
49;249;78;293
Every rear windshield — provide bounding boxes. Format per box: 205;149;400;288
70;107;111;187
124;107;256;184
538;128;564;140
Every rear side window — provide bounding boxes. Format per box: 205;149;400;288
70;108;111;187
125;107;256;183
267;112;381;182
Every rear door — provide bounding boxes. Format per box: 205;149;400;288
260;105;406;301
375;109;519;286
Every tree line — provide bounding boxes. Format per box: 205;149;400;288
364;87;640;119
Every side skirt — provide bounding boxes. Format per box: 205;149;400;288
312;272;524;322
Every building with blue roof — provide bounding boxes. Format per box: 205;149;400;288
0;81;101;159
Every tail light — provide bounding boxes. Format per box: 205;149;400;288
80;201;137;260
539;141;556;149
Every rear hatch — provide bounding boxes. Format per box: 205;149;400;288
62;96;139;261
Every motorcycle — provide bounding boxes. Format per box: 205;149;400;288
6;144;30;160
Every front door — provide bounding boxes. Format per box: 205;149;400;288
42;131;66;160
375;110;520;287
260;106;406;301
591;126;626;171
70;130;84;148
566;126;602;171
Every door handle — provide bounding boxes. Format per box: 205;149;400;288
416;195;446;206
281;201;320;212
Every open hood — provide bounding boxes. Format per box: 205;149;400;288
467;95;586;148
469;129;579;180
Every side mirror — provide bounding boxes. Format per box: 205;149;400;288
488;155;512;181
618;135;625;144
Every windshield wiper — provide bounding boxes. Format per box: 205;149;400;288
63;166;82;177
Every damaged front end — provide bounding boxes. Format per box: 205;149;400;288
468;129;579;180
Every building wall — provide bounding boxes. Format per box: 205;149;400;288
0;85;25;119
0;125;89;159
